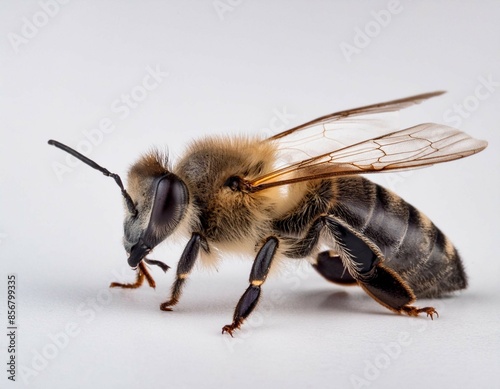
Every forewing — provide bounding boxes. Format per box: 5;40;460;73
268;91;446;167
250;123;487;190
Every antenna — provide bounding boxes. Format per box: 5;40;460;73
48;140;138;217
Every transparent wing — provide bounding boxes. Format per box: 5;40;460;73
268;91;446;167
270;91;445;140
249;123;487;191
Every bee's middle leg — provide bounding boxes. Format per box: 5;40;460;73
222;236;279;336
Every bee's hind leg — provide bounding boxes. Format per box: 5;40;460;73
110;261;156;289
359;265;438;319
324;217;438;319
312;251;357;285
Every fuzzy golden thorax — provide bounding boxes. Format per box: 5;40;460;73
173;136;282;245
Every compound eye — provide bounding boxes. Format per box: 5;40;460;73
149;174;187;228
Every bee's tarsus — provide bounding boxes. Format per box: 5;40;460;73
109;262;156;289
143;258;170;273
401;305;439;319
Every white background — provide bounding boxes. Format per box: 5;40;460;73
1;1;499;388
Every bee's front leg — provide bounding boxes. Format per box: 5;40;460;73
110;261;156;289
222;236;279;336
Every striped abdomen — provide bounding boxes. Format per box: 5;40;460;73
330;176;467;298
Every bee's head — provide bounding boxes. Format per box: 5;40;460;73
47;141;188;270
123;151;189;268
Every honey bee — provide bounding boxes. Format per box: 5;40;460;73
49;91;487;336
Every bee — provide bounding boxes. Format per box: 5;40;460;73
48;91;487;336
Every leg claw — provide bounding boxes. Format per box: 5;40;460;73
221;323;240;337
402;305;439;320
424;307;439;320
160;302;175;311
